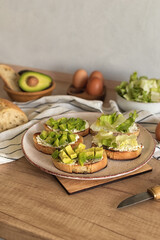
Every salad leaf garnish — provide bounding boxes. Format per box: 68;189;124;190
115;111;138;133
95;111;138;133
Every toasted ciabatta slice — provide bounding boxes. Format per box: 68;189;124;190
52;151;107;173
0;98;28;132
90;111;140;137
92;143;143;160
44;117;90;137
103;146;143;160
0;64;21;91
92;131;143;160
33;132;83;154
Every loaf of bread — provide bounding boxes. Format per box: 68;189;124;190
0;64;21;91
0;98;28;132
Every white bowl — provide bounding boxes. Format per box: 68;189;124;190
116;93;160;113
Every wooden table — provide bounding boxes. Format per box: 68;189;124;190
0;65;160;240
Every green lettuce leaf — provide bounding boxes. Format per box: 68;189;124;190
115;111;138;133
116;72;160;103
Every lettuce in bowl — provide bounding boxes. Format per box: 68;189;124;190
116;72;160;103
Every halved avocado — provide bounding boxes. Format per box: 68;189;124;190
18;71;52;92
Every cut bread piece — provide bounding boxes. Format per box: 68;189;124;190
104;146;143;160
0;64;21;91
92;131;143;160
52;149;107;174
44;117;90;137
33;132;83;154
92;143;143;160
0;98;28;132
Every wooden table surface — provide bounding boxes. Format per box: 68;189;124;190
0;65;160;240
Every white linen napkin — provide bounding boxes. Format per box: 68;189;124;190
0;95;159;164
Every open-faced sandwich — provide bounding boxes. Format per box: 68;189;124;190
90;111;140;136
33;130;83;154
44;117;89;136
51;143;107;173
92;131;143;160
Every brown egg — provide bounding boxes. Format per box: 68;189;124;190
90;71;104;81
86;77;104;96
72;69;88;89
155;122;160;141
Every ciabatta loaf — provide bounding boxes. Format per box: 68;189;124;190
0;64;21;91
0;98;28;132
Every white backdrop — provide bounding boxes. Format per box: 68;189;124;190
0;0;160;82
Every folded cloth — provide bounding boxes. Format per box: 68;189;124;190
0;95;159;164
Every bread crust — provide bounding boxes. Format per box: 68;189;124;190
44;123;90;137
52;151;107;173
0;64;20;91
33;132;83;154
0;98;28;132
90;125;140;137
0;98;26;114
92;143;143;160
104;147;142;160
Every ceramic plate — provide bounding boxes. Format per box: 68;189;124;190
22;112;155;180
116;93;160;113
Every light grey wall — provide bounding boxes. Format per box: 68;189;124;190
0;0;160;81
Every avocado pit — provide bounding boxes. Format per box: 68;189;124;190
26;76;39;87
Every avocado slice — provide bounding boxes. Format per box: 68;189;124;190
40;130;48;140
75;143;86;153
53;138;59;147
59;123;67;131
59;134;67;146
18;71;52;92
78;152;87;166
68;133;76;143
85;148;95;160
52;150;59;159
65;145;77;159
59;150;72;163
95;147;103;159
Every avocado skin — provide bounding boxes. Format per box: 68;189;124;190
18;71;53;92
18;70;33;75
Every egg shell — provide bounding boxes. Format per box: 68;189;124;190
72;69;88;89
155;122;160;141
90;71;104;81
86;77;104;96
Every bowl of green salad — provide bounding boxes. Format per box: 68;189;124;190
116;72;160;113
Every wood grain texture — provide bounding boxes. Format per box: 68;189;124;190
56;164;152;194
0;65;160;240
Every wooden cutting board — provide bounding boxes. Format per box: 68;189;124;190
56;164;152;194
